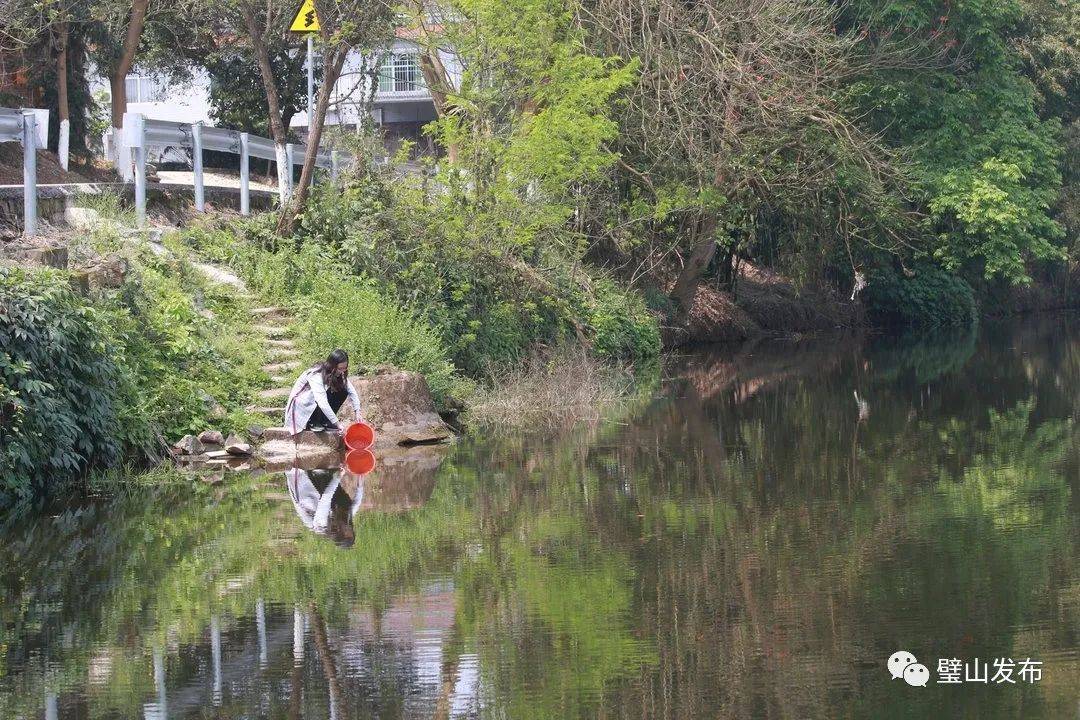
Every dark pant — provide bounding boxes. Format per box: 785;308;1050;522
306;387;348;430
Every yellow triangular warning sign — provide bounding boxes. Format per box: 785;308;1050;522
289;0;320;32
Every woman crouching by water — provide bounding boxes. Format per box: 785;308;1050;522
284;349;363;436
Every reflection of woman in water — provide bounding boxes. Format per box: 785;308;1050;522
284;349;363;436
285;467;364;547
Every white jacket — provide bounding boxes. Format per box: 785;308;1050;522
283;367;362;435
285;468;364;532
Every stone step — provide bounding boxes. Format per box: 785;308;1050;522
250;306;288;317
258;387;292;400
269;375;288;385
267;352;300;365
253;324;289;337
263;360;302;374
247;405;286;416
266;338;296;348
261;427;342;447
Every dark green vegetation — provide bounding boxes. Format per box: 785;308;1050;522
0;223;267;506
6;0;1078;330
0;318;1077;718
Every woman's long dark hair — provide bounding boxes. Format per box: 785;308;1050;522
318;349;349;393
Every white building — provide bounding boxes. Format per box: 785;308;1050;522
92;32;460;155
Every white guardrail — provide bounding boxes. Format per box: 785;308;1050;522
3;104;344;236
2;108;48;236
124;112;342;226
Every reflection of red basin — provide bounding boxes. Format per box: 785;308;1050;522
344;421;375;451
344;449;376;474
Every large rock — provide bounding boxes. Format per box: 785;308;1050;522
224;434;252;456
85;255;128;290
338;369;453;447
198;429;225;445
173;434;205;455
257;429;343;470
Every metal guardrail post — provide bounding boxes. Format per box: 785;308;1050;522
239;132;251;216
192;122;205;212
285;143;296;199
58;119;69;171
21;112;37;237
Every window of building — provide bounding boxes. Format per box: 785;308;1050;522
378;54;424;93
124;74;166;103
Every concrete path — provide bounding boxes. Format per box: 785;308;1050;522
157;170;276;193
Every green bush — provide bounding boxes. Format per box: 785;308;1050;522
862;262;977;327
0;244;270;505
99;251;267;440
0;268;133;503
293;179;660;371
586;279;661;361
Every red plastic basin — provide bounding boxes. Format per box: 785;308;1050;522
344;421;375;451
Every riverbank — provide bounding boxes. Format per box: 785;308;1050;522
5;182;1077;507
1;195;662;502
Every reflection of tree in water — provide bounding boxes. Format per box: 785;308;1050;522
446;320;1078;719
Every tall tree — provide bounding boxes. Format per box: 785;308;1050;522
583;0;906;325
275;0;395;235
97;0;151;174
184;0;309;200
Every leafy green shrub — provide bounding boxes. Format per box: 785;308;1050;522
586;279;661;361
0;241;271;505
861;262;977;327
99;252;266;440
0;268;134;503
293;179;661;371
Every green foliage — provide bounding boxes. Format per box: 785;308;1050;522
177;224;463;400
0;268;127;503
295;178;661;370
0;231;269;506
846;0;1068;285
587;279;660;360
205;49;311;138
862;262;977;327
97;251;267;440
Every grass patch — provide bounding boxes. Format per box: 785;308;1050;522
173;222;468;404
463;347;643;434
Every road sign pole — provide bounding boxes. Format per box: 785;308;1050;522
307;35;315;123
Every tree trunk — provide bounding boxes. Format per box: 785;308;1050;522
276;48;346;236
55;20;70;170
246;15;291;203
417;50;457;162
669;213;719;326
108;0;150;177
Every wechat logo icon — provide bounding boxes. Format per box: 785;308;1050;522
888;650;929;687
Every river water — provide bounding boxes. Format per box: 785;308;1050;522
1;317;1078;719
